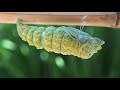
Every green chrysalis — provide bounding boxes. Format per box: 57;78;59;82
16;19;105;59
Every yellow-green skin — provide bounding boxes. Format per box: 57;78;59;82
16;19;105;59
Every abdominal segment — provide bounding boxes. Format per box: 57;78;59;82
43;26;56;52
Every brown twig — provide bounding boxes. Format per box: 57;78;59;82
0;12;119;28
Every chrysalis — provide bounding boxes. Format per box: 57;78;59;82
16;19;105;59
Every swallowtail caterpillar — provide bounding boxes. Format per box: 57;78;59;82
16;19;105;59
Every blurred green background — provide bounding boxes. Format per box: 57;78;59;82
0;24;120;78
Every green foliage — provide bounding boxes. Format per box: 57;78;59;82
0;24;120;78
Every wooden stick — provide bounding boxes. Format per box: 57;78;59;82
0;12;119;28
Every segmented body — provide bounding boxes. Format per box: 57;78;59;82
16;19;105;59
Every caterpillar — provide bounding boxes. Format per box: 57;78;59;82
16;19;105;59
